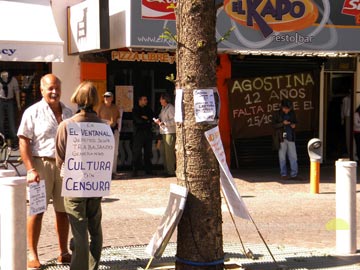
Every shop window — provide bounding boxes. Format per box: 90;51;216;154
0;62;50;145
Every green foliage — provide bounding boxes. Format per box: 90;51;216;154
217;26;235;44
165;73;176;84
197;40;205;48
159;28;178;43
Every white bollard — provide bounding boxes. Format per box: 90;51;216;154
0;177;27;270
0;169;16;177
335;160;357;254
0;169;16;263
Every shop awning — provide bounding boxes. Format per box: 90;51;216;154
0;0;64;62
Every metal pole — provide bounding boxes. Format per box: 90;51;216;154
0;176;27;270
221;190;248;257
335;160;357;254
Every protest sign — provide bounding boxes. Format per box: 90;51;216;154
28;180;46;216
205;126;250;220
145;184;188;259
62;122;115;197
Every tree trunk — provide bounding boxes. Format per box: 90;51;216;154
175;1;223;270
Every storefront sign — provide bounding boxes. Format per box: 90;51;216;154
141;0;176;20
0;49;16;56
62;122;114;198
224;0;319;38
125;1;360;52
229;71;319;139
68;0;109;54
111;51;176;64
342;0;360;23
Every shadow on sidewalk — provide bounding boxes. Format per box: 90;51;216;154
241;253;360;270
42;243;360;270
230;165;341;184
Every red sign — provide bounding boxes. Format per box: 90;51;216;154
342;0;360;24
141;0;176;20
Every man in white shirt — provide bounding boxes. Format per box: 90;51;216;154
18;74;73;269
154;93;176;177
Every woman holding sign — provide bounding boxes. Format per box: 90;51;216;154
56;81;114;270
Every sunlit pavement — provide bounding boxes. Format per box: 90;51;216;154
35;166;359;269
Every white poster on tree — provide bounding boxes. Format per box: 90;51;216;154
194;89;216;123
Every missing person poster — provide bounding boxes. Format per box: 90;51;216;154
194;89;216;123
62;122;115;197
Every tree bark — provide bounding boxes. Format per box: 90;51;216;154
175;1;223;270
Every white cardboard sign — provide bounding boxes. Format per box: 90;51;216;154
145;184;188;259
62;122;115;197
28;180;46;216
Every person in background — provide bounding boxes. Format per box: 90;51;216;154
132;95;154;176
353;105;360;160
154;93;176;177
272;99;299;180
56;81;108;270
17;74;72;269
97;91;121;179
0;70;21;148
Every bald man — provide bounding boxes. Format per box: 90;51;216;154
18;74;73;269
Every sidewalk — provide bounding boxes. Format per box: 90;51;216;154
35;166;359;269
42;243;360;270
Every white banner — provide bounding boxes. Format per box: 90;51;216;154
205;126;250;220
62;122;115;197
174;88;183;123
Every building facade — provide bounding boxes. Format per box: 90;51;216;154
2;0;360;169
